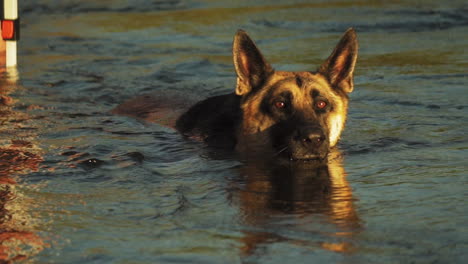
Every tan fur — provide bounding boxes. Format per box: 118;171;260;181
239;71;349;148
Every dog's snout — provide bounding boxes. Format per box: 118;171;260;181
295;127;326;148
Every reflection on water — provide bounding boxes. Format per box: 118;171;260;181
235;151;359;255
0;69;45;262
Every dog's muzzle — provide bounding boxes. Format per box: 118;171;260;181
287;126;329;161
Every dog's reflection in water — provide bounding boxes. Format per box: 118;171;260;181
234;150;360;255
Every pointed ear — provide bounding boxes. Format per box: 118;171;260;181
233;30;274;96
319;28;358;93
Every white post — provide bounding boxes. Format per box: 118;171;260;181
4;0;18;67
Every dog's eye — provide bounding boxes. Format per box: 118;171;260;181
274;101;286;109
315;100;327;109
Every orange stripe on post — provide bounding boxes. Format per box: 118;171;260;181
2;20;15;40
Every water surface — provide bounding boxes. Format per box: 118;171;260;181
0;0;467;263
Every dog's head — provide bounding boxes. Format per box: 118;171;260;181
233;29;358;161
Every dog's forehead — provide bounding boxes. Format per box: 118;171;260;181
268;71;332;95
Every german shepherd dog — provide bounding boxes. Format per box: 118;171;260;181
175;28;358;161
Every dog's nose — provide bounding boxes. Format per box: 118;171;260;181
296;127;326;148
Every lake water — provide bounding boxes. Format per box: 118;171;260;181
1;0;467;263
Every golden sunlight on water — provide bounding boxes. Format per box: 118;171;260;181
0;69;46;262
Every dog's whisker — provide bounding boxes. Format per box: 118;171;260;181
274;146;288;156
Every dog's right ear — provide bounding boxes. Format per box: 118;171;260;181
233;30;274;96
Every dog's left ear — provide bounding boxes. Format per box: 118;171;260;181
233;30;274;96
319;28;358;93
